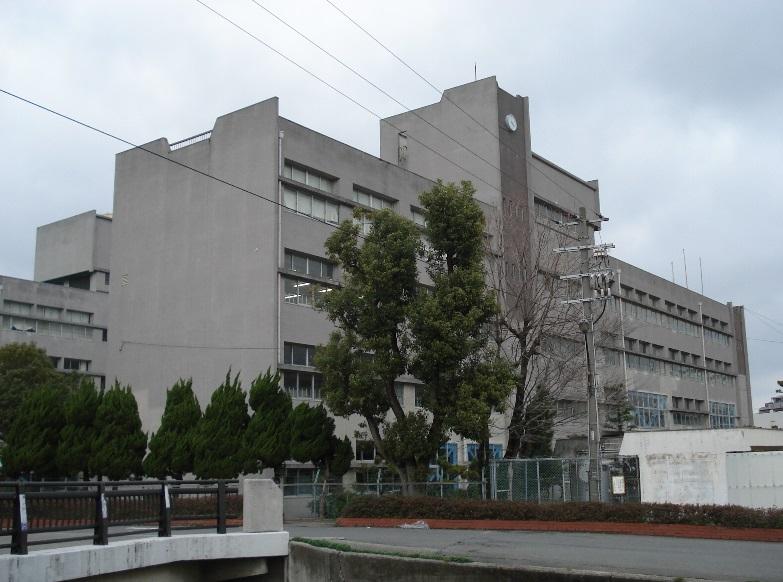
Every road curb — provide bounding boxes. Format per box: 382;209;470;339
336;517;783;542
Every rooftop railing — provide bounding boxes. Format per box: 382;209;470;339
0;479;240;555
169;130;211;151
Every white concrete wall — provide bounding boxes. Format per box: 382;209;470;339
727;451;783;508
754;412;783;429
619;428;783;504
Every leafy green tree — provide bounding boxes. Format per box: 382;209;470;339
91;381;147;480
2;383;67;479
57;379;102;478
522;384;556;457
0;343;58;438
193;371;249;479
450;354;515;475
329;436;353;481
316;180;497;493
242;368;291;479
143;379;201;479
289;403;337;470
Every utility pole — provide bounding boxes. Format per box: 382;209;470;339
554;207;614;502
579;207;600;502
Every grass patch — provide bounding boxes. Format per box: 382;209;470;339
291;537;472;563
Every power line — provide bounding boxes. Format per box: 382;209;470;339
0;87;517;299
203;0;600;219
748;338;783;345
745;307;783;332
321;0;605;219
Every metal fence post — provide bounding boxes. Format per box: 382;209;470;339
536;460;541;503
158;483;171;537
11;483;28;555
94;482;109;545
217;480;227;534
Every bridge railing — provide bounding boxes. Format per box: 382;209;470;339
0;479;240;555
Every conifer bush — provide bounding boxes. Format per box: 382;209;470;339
144;378;201;479
242;368;290;478
90;381;147;480
57;379;101;478
193;371;248;479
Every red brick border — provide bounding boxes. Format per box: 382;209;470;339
336;517;783;542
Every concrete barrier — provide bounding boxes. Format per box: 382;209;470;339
287;541;711;582
0;532;289;582
243;479;284;532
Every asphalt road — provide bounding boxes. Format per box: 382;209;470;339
287;522;780;582
3;522;779;581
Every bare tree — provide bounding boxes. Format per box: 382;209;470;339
485;210;625;458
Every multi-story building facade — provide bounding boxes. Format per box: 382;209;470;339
0;211;111;389
1;77;754;469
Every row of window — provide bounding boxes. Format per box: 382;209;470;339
621;351;736;387
283;185;340;224
624;301;703;338
282;276;335;306
534;198;574;226
620;286;729;332
283;370;322;400
353;188;394;210
284;250;334;280
710;401;737;428
704;327;732;346
2;316;97;340
3;300;92;323
283;342;317;367
628;391;668;428
283;160;336;193
630;391;737;429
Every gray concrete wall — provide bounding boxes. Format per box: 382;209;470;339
107;99;282;429
35;211;99;283
0;275;108;381
380;77;502;208
287;541;682;582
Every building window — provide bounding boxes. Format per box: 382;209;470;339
282;276;335;306
353;187;394;210
63;358;90;372
285;468;316;496
489;444;503;459
710;401;736;429
283;160;335;193
283;185;339;224
414;385;424;407
673;411;702;427
284;342;317;367
284;250;334;280
49;357;60;369
2;315;36;332
37;305;62;319
356;440;375;462
104;272;111;286
282;370;321;399
65;310;92;324
2;300;33;316
394;382;405;406
36;321;92;340
411;208;426;227
628;391;667;428
439;443;458;465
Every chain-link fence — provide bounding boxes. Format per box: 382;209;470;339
281;480;484;520
489;457;640;504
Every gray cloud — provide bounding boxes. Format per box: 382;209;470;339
1;0;780;406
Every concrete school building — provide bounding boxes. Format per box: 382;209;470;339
0;77;753;471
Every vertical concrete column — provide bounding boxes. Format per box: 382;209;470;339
243;479;284;532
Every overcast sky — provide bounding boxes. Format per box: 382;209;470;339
1;0;780;408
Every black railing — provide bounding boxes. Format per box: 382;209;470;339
0;480;241;555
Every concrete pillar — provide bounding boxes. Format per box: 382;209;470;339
243;479;284;532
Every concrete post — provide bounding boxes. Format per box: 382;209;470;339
243;479;284;533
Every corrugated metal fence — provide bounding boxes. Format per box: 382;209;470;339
727;451;783;508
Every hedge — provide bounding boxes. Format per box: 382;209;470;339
341;496;783;529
